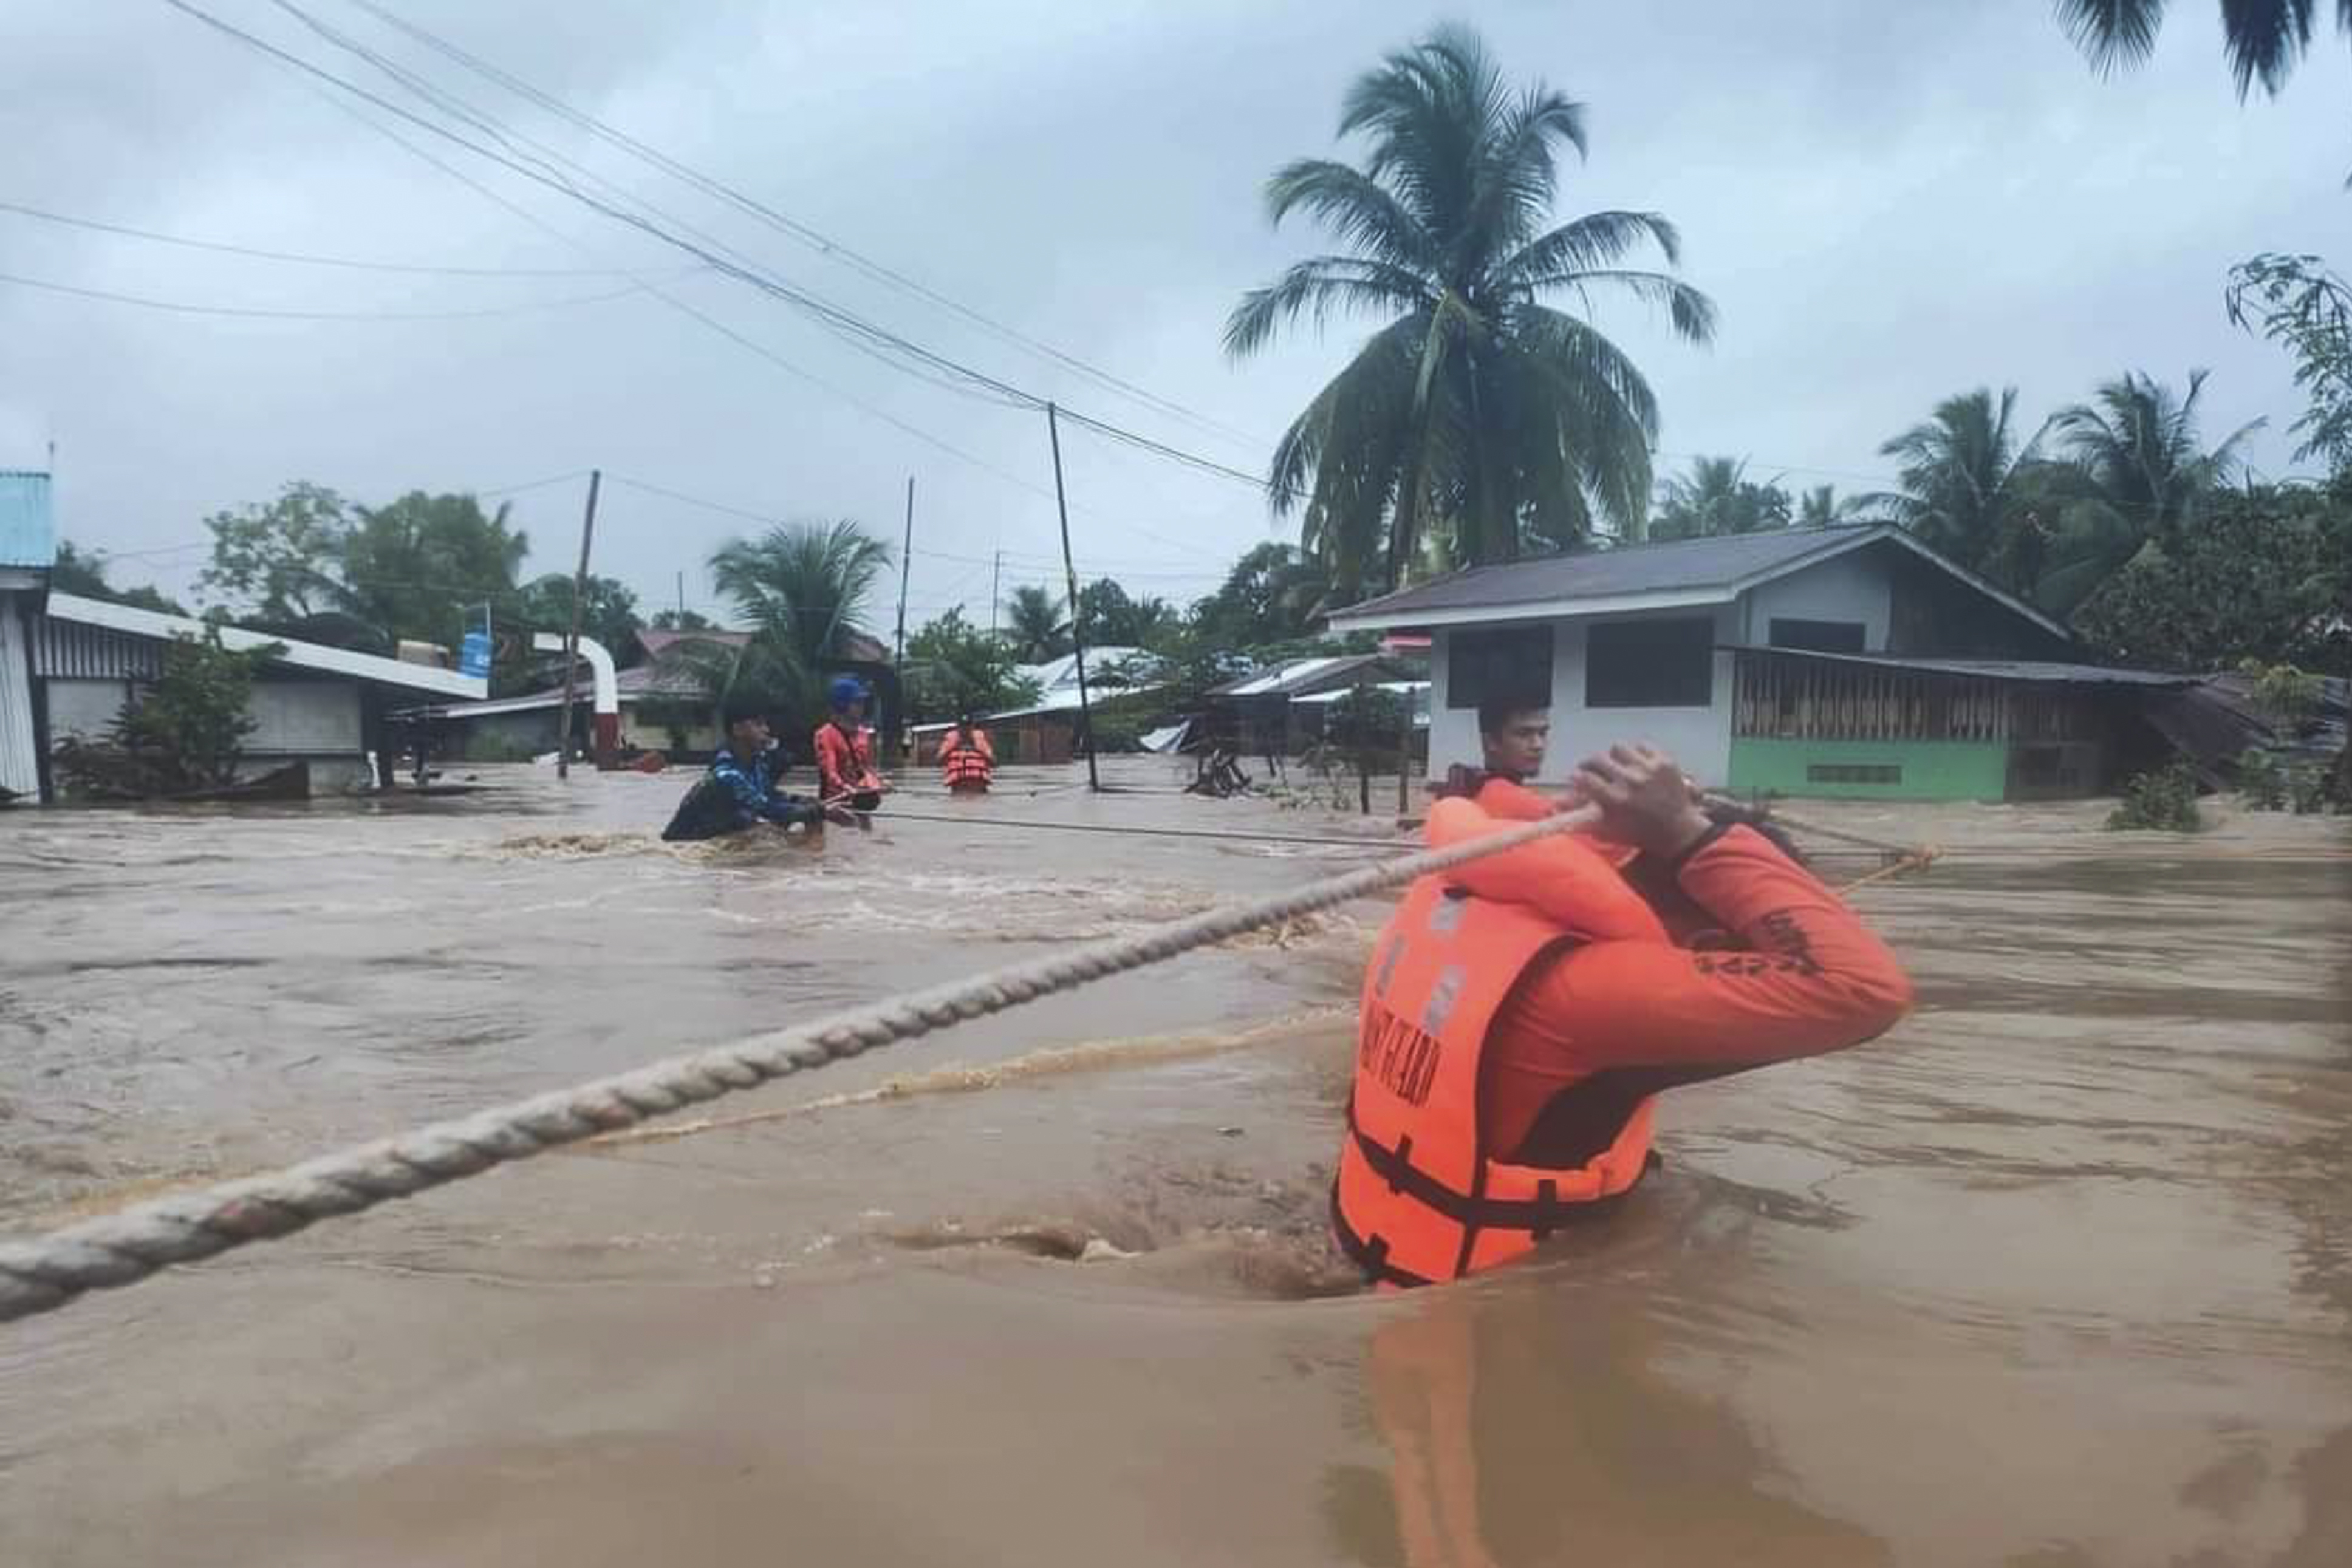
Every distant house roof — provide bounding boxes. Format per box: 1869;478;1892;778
1326;524;2071;642
1210;652;1395;700
0;470;54;571
1731;646;2197;687
42;591;487;698
635;626;752;661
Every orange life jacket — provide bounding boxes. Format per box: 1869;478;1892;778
941;729;993;789
814;720;883;797
1332;800;1667;1288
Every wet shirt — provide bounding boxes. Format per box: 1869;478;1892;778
659;745;822;840
1483;824;1912;1165
813;721;880;800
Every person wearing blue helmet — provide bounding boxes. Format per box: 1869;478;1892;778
813;675;887;811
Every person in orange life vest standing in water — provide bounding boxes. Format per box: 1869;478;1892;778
1334;734;1914;1287
939;712;994;794
813;675;888;813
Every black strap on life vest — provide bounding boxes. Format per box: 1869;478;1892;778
1344;1105;1656;1235
1328;1180;1437;1289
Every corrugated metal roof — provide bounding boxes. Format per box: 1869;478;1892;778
1334;526;1881;622
41;592;487;698
1731;646;2197;687
0;471;55;570
1209;652;1396;698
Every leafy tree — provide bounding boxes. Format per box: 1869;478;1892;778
1076;578;1180;647
340;491;530;650
1225;24;1716;596
2052;370;2257;553
1191;541;1335;649
650;607;715;632
2057;0;2350;98
2072;480;2351;672
687;519;893;736
198;480;352;621
1649;456;1791;540
513;572;644;663
2227;253;2352;475
1870;387;2052;580
903;607;1044;721
1002;583;1070;663
1796;485;1869;528
51;540;187;615
56;628;282;796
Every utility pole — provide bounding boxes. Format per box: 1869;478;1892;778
556;468;600;781
675;570;685;622
1044;403;1098;791
893;474;915;666
988;548;1002;643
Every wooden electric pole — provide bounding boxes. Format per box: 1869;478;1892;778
1044;403;1098;792
893;475;915;666
556;468;600;781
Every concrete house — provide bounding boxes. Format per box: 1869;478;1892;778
0;470;487;800
1327;524;2193;801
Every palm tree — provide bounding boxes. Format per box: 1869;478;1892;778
1225;25;1716;597
1650;456;1791;540
1870;388;2052;579
2030;369;2261;613
1797;485;1870;528
2057;0;2350;98
1002;584;1069;663
677;520;891;726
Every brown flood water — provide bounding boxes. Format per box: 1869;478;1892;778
2;758;2348;1566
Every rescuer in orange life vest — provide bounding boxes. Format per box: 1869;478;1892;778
938;713;995;794
813;676;888;812
1333;704;1914;1287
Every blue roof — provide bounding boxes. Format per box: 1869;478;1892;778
0;471;55;570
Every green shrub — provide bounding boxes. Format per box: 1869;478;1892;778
2107;762;2204;832
2239;748;2290;811
2288;763;2333;815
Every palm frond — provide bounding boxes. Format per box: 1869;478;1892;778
1223;257;1434;360
2055;0;2166;75
1262;159;1437;272
1497;210;1681;284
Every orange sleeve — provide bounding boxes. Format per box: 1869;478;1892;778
813;726;847;796
1515;825;1913;1073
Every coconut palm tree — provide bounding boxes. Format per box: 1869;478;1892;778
2057;0;2351;98
1796;485;1871;528
1225;24;1716;596
669;520;892;728
1650;456;1791;540
2029;369;2262;613
1869;387;2053;578
1002;584;1069;663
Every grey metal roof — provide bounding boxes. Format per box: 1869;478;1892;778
1208;652;1393;699
1731;646;2198;687
1336;525;1884;621
0;471;54;570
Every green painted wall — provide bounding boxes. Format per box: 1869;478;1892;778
1728;737;2011;802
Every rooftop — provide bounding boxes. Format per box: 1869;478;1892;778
44;591;488;699
1730;646;2198;687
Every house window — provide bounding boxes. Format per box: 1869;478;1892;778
1769;618;1867;653
1807;762;1902;785
1585;618;1714;709
1448;625;1553;711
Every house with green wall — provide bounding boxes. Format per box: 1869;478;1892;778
1327;524;2195;803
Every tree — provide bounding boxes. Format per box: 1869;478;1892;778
1002;584;1070;663
1797;485;1870;528
650;607;715;632
903;607;1044;721
340;491;530;650
1225;24;1716;596
55;628;282;796
694;519;892;731
1870;387;2053;580
2072;480;2351;673
513;572;643;663
1077;578;1180;647
198;481;352;621
1191;541;1335;649
51;540;187;615
2228;253;2352;475
1649;456;1792;540
2056;0;2351;98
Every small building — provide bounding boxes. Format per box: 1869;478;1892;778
0;470;486;799
1205;652;1428;759
1328;524;2192;801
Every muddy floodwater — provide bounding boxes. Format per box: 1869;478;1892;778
2;758;2348;1566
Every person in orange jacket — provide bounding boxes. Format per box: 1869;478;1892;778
813;676;888;811
939;713;995;794
1334;738;1913;1287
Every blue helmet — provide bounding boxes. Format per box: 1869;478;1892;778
828;675;867;712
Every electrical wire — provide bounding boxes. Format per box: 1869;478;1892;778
0;268;655;321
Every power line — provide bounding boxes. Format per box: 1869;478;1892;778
0;268;655;321
0;198;692;279
339;0;1269;452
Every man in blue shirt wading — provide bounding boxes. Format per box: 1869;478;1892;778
662;698;854;842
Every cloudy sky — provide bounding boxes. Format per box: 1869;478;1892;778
1;0;2344;630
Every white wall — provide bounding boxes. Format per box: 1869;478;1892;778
245;681;362;754
46;677;132;742
1739;550;1892;650
1429;605;1737;787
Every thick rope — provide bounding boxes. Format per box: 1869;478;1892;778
0;803;1598;1325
